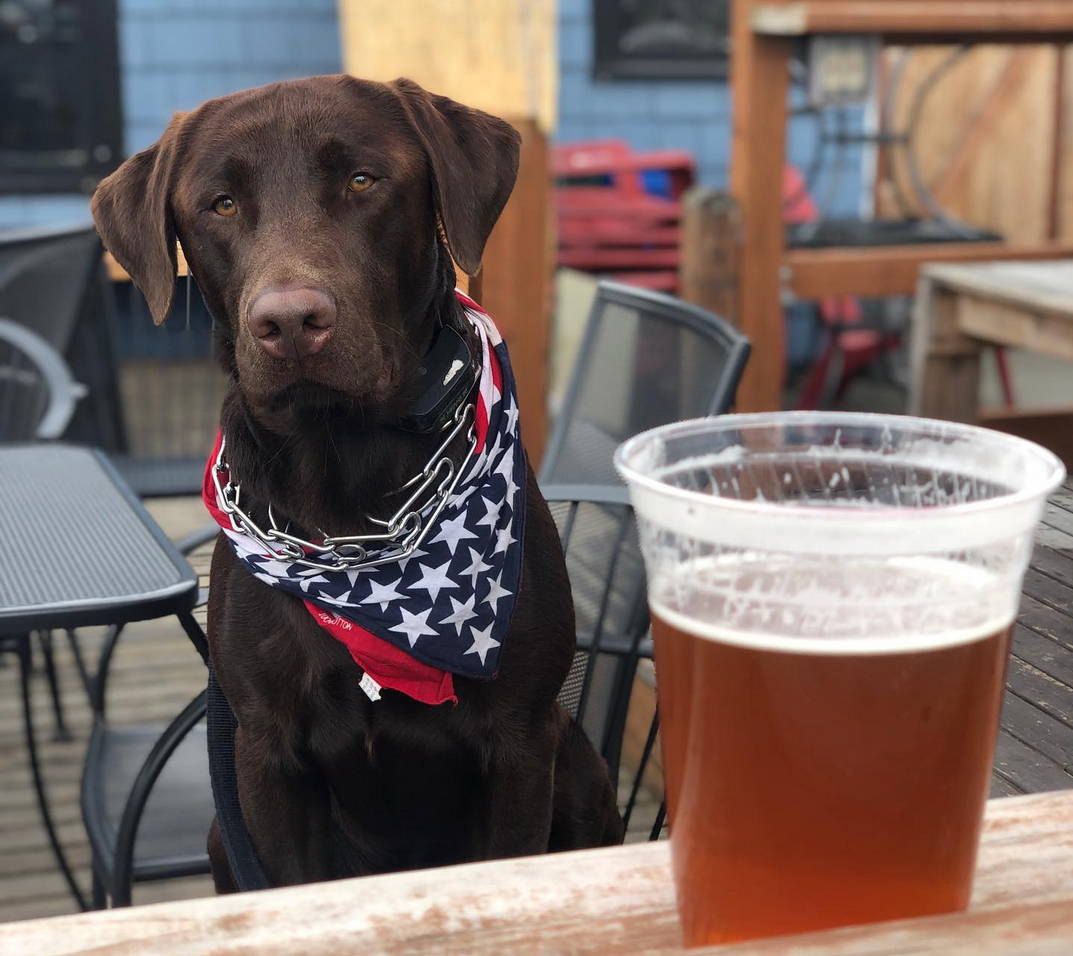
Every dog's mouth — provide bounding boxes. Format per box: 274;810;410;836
264;381;352;413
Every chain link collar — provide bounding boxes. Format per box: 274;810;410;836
212;400;477;572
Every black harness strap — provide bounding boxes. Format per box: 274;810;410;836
206;669;271;891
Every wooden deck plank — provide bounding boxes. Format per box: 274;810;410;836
1006;658;1073;728
993;729;1073;793
1021;567;1073;617
1012;624;1073;687
999;694;1073;778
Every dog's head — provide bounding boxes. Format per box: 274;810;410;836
92;75;519;420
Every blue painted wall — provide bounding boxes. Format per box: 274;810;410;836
2;1;864;227
0;0;342;228
556;0;864;213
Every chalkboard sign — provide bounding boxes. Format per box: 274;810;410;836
0;0;122;193
593;0;731;80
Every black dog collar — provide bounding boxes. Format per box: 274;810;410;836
397;323;479;434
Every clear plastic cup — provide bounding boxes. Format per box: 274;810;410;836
614;412;1064;946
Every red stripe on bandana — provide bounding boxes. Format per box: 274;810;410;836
473;346;502;453
304;606;457;705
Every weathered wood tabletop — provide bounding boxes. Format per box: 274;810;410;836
910;259;1073;424
0;790;1071;954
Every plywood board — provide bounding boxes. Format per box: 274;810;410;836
877;45;1060;244
337;0;556;132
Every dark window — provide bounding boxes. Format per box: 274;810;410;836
593;0;731;81
0;0;122;194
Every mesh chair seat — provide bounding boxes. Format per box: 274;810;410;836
82;723;212;882
549;420;623;488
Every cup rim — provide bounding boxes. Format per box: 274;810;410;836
613;411;1066;526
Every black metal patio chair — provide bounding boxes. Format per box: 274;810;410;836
540;278;751;488
0;317;86;441
0;223;224;496
545;487;664;838
80;524;216;907
541;281;750;838
0;223;126;451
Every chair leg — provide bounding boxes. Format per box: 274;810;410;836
38;631;72;742
622;710;660;834
649;801;667;841
91;864;108;910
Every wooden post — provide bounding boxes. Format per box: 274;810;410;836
679;189;741;323
477;119;551;467
909;275;983;423
730;0;793;411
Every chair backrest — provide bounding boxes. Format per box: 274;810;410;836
0;317;83;441
545;488;664;840
540;279;751;488
0;223;127;450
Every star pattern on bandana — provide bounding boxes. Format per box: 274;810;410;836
465;622;501;665
391;607;439;647
214;304;525;682
361;576;405;612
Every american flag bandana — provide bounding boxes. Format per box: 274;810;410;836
202;291;525;706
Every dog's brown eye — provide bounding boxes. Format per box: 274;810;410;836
213;196;237;216
347;173;375;193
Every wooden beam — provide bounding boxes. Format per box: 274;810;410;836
679;189;741;323
476;119;551;468
730;0;792;411
786;242;1073;299
909;276;982;422
753;2;1073;38
957;295;1073;361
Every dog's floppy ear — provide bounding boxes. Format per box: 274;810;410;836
390;78;520;276
91;112;187;325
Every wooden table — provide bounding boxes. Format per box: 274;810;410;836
727;0;1073;412
1;790;1071;954
909;260;1073;439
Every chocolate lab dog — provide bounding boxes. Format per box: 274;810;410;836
91;75;623;889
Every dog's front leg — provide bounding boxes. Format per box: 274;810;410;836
480;727;558;859
235;729;336;886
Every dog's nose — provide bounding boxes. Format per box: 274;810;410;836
247;286;336;360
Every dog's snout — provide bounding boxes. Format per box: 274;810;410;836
248;286;336;360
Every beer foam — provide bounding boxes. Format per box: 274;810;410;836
648;555;1014;655
617;413;1064;556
